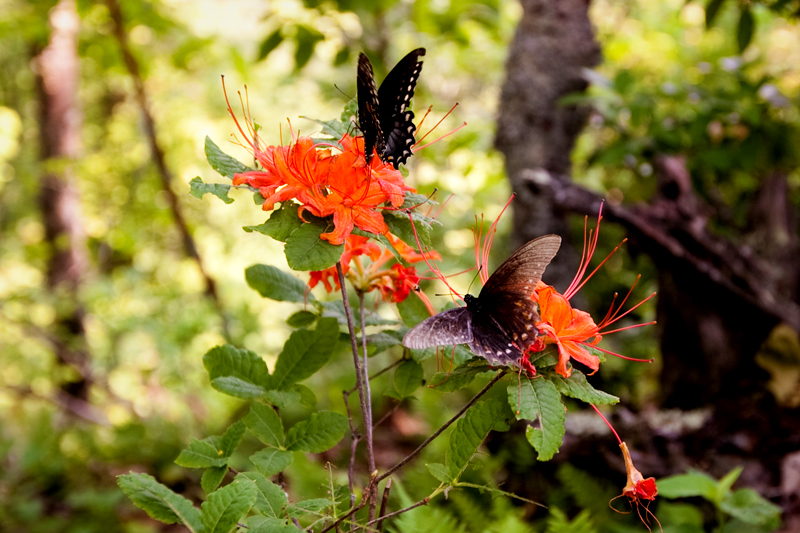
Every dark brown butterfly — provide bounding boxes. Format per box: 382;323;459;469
357;48;425;169
403;235;562;366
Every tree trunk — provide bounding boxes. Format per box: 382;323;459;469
36;0;91;400
494;0;601;288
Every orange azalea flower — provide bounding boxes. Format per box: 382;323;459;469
531;205;656;378
223;80;417;246
309;234;436;312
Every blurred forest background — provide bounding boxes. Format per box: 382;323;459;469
2;0;800;531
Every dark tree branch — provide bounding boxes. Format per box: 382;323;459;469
105;0;230;340
376;478;393;533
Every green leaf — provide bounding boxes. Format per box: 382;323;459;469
366;332;401;356
286;498;333;517
549;370;619;405
220;420;246;457
201;478;257;533
269;317;339;389
245;264;314;303
257;29;283;61
657;472;718;501
513;379;565;461
117;473;202;531
202;466;228;494
447;397;512;478
401;192;437;209
737;6;754;53
236;472;287;518
426;463;453;483
189;177;234;204
720;488;782;528
285;411;348;453
284;222;344;271
393;360;424;398
384;210;433;249
264;384;316;408
717;467;743;500
397;296;431;328
321;301;398;329
250;448;294;476
175;437;228;468
205;136;250;179
243;403;284;448
247;516;298;533
204;345;270;399
430;364;491;392
243;203;303;242
705;0;727;28
286;310;318;328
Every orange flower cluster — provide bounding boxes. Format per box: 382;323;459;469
309;234;439;310
225;87;414;245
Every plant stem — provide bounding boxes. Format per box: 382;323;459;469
364;497;430;527
377;371;505;482
376;478;393;533
358;292;378;522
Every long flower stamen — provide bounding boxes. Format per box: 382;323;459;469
582;343;655;363
406;210;463;301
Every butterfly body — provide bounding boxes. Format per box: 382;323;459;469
357;48;425;168
403;235;562;366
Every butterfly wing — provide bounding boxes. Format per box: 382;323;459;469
377;48;425;168
478;235;562;352
402;306;472;349
468;315;524;366
357;53;384;165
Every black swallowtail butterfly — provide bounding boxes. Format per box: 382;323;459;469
403;235;562;366
357;48;425;169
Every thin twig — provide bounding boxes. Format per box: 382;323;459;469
343;390;359;523
373;402;401;429
292;517;303;530
364;497;430;527
376;478;393;533
377;372;505;482
320;497;367;533
358;292;378;522
105;0;230;340
345;359;404;396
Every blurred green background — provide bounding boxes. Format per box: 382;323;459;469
2;0;800;531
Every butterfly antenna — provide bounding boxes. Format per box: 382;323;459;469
465;266;482;296
333;83;353;100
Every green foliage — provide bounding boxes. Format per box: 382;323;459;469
246;264;315;303
204;345;271;399
430;361;489;392
545;508;597;533
446;397;512;479
284;222;345;271
243;202;304;242
250;449;294;476
190;176;235;204
548;370;619;405
117;473;203;531
236;472;287;518
284;411;348;452
200;478;257;533
205;136;251;179
393;359;424;398
243;403;285;447
511;378;566;461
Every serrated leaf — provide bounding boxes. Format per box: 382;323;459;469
269;317;339;389
366;332;401;356
247;517;298;533
205;136;250;179
401;191;437;209
426;463;453;483
430;364;488;392
321;301;398;329
250;448;294;476
243;203;303;242
189;177;234;204
657;472;719;501
245;264;313;303
737;6;754;53
236;472;287;518
705;0;727;28
549;370;619;405
285;411;348;453
394;360;424;398
447;397;511;478
284;222;343;271
264;384;316;408
287;310;318;328
513;379;565;461
117;473;203;531
202;466;228;494
286;498;332;518
257;29;283;61
720;488;782;527
201;478;257;533
244;403;284;448
384;210;433;249
204;345;269;399
220;420;246;457
175;437;228;468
